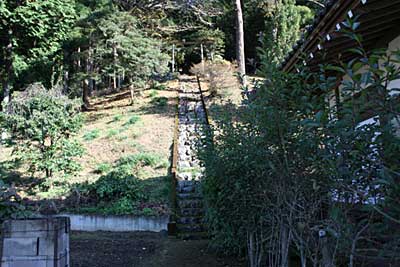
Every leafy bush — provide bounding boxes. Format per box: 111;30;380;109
201;20;400;266
191;59;239;97
94;163;112;174
1;83;83;180
150;81;167;91
0;180;31;222
71;152;169;215
151;96;168;107
94;168;143;201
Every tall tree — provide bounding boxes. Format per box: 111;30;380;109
234;0;246;85
0;0;76;109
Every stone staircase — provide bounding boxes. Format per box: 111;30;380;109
175;77;208;239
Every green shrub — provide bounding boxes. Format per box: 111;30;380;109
1;83;83;180
0;180;31;222
151;97;168;107
152;81;167;91
124;115;141;126
142;207;156;216
83;129;100;141
104;197;135;215
94;163;112;174
201;21;400;266
149;90;159;98
111;114;123;122
94;168;144;201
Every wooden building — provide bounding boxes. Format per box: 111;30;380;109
281;0;400;130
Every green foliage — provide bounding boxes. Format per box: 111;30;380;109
94;162;112;174
151;82;167;91
201;21;400;265
83;129;100;141
124;115;141;126
0;0;77;88
0;180;31;222
111;114;123;122
149;90;159;98
94;168;143;201
68;8;169;95
117;153;167;169
1;83;83;180
106;129;119;138
151;97;168;108
70;152;169;216
261;0;314;68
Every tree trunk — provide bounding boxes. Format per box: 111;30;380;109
321;236;334;267
82;80;91;110
113;43;118;91
77;47;81;70
201;43;205;74
129;77;135;105
1;38;12;139
234;0;246;86
88;45;94;96
172;44;175;73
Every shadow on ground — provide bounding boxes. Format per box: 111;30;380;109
70;231;246;267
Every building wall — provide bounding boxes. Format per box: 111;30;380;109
388;35;400;96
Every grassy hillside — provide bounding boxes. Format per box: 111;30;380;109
0;81;178;216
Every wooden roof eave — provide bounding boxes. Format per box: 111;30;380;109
283;0;361;73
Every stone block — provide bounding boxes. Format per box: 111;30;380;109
1;217;70;267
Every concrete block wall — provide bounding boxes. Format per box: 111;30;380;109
1;217;70;267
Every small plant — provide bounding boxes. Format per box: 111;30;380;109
106;129;119;138
142;207;155;216
117;135;128;141
111;114;123;122
94;163;112;174
151;97;168;107
149;90;159;98
124;115;141;126
117;153;166;169
83;129;100;141
152;81;167;91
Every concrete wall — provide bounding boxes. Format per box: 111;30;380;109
58;214;169;232
1;217;70;267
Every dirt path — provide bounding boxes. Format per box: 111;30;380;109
70;231;245;267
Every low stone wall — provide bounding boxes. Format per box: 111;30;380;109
1;217;70;267
57;214;169;232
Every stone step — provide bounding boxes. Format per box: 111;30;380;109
177;216;204;225
176;184;201;194
177;223;206;233
177;199;203;209
177;180;200;187
177;192;203;200
180;207;204;217
177;186;196;194
178;231;208;240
